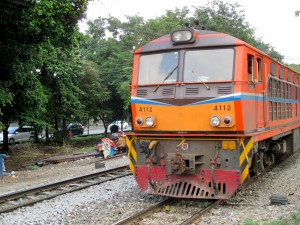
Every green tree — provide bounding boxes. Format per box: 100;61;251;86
0;0;88;150
288;64;300;73
79;59;110;135
38;44;86;144
81;17;134;135
194;0;284;62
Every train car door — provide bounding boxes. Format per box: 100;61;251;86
255;56;264;130
247;54;264;130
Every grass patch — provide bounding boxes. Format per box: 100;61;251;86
244;209;300;225
83;146;96;152
25;165;39;171
67;134;102;148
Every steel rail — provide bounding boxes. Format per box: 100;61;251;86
180;199;222;225
111;198;176;225
0;165;130;214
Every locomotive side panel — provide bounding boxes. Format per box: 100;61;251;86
234;46;266;133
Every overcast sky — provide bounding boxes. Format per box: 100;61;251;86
79;0;300;64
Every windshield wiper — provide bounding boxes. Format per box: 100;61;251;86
153;65;178;92
201;82;210;90
191;70;210;90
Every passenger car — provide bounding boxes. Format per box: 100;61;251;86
67;123;84;136
108;121;129;131
0;126;34;143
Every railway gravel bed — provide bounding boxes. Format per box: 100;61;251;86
0;150;300;224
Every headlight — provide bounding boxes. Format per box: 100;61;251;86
171;28;195;44
136;118;144;126
210;116;221;127
223;116;232;126
145;117;155;127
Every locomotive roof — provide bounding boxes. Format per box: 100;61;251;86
135;29;246;54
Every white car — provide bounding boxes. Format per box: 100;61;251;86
108;121;129;131
0;126;34;143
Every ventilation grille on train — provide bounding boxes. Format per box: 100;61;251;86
157;181;226;198
185;87;199;95
137;89;147;97
218;86;232;94
162;87;174;96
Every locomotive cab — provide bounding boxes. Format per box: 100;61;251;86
133;27;238;133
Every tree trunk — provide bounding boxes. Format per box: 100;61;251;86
1;124;10;152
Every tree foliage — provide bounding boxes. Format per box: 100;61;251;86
0;0;88;149
79;23;132;135
288;64;300;73
194;0;284;62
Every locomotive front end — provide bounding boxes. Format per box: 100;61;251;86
127;27;252;199
127;136;254;199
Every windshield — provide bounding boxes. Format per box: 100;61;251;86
183;48;234;82
138;52;179;85
8;127;18;134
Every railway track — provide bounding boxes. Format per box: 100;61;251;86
179;199;222;225
0;152;290;221
112;198;222;225
111;198;175;225
0;165;131;214
111;154;290;225
182;154;292;224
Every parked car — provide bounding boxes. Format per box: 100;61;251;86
108;121;129;131
67;123;84;136
0;126;34;143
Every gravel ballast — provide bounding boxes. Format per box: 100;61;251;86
0;150;300;224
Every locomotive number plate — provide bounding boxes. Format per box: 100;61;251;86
138;107;153;112
213;105;231;111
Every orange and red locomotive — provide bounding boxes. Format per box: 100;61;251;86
126;24;300;199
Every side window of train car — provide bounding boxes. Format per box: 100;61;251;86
279;67;283;79
247;54;254;89
270;62;276;76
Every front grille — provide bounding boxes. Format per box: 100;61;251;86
218;86;232;94
137;89;147;97
162;87;174;96
156;180;226;198
185;87;199;95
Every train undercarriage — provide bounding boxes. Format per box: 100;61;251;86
250;130;297;176
127;128;300;199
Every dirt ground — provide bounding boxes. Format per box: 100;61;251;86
0;155;100;194
0;139;100;194
2;137;98;170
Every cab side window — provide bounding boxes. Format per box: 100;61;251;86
257;58;262;82
247;54;254;89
